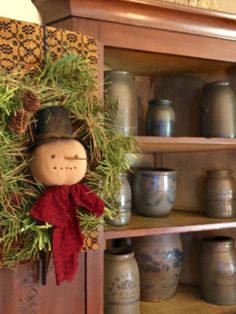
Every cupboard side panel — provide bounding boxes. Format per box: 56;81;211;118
0;254;86;314
86;236;104;314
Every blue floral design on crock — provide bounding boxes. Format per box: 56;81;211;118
118;279;137;290
167;194;175;205
155;120;174;136
172;249;183;268
144;192;175;207
138;249;183;273
144;175;159;192
138;253;162;272
142;174;176;207
144;194;164;207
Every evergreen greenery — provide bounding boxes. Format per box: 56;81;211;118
0;54;136;267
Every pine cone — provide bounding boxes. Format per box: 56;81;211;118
22;90;41;113
8;109;29;135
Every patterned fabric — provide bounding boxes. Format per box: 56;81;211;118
47;26;97;63
29;183;104;285
0;17;97;72
0;17;100;252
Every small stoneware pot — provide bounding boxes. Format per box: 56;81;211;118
104;248;140;314
145;98;175;136
133;168;177;217
200;80;236;138
104;71;137;136
205;169;236;218
200;236;236;305
132;234;183;301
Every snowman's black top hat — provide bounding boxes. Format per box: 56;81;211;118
32;106;74;148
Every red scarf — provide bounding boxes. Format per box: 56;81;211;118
30;183;104;285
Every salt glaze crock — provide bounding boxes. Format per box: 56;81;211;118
200;236;236;305
145;98;175;136
133;168;177;217
132;234;183;301
104;248;140;314
205;169;236;218
104;71;137;136
200;80;236;138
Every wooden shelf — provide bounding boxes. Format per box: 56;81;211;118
136;136;236;153
105;210;236;239
141;285;236;314
105;47;232;75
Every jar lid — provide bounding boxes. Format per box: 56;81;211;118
207;169;233;176
135;168;176;176
202;236;234;246
104;248;134;260
203;80;231;90
118;172;128;178
104;70;134;78
148;98;173;106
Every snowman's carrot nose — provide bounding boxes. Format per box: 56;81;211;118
64;156;87;160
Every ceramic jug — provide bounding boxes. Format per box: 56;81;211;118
133;168;177;217
104;71;137;136
200;81;236;138
145;98;175;136
200;236;236;305
133;234;183;301
104;248;140;314
205;169;236;218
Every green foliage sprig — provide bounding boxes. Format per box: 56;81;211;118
0;54;136;267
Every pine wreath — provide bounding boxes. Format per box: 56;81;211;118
0;54;136;268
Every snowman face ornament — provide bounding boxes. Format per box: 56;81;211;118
30;139;87;186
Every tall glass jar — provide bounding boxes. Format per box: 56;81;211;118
132;234;183;301
104;248;140;314
205;169;236;218
200;236;236;305
200;80;236;138
104;71;137;136
145;99;175;136
106;173;132;226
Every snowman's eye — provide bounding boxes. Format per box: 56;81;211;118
51;154;56;159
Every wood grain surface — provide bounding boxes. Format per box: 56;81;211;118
141;284;236;314
35;0;236;41
105;211;236;239
0;254;86;314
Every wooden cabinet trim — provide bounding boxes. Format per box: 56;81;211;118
105;211;236;240
136;136;236;153
36;0;236;41
55;17;236;63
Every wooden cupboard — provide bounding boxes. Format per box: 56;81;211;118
26;0;236;313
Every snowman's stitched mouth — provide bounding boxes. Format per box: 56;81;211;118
53;166;78;170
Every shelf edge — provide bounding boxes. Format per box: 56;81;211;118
104;221;236;239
